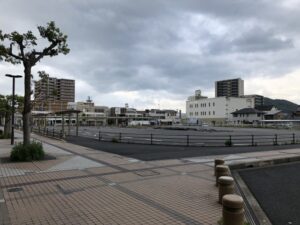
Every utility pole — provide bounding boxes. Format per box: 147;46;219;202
5;74;22;145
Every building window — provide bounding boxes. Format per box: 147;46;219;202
213;111;215;115
213;102;215;107
209;111;211;115
209;103;210;107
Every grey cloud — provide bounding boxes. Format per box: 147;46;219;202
208;27;294;54
1;0;300;106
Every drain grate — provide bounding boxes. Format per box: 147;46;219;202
134;170;160;177
7;187;23;193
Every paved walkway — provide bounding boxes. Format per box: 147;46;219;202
0;132;300;225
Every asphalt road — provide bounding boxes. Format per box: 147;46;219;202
238;162;300;225
66;135;300;161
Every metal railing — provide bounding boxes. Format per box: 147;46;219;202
31;127;63;139
96;131;299;147
31;127;300;147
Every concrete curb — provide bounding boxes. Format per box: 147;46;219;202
229;155;300;225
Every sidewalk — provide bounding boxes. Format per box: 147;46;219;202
0;132;300;225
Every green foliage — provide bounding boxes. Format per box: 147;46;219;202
225;139;233;147
111;137;119;143
10;141;45;162
0;94;24;114
0;21;70;65
0;130;10;139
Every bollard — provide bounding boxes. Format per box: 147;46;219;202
218;176;234;204
215;165;229;186
222;194;245;225
214;159;225;176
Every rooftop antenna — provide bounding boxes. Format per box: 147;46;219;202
87;96;92;103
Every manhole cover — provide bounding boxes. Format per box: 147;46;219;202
7;187;23;193
134;170;160;177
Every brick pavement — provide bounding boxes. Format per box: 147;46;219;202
0;132;300;225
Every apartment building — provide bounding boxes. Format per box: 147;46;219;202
186;90;254;125
34;76;75;112
215;78;244;97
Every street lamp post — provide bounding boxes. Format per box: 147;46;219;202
5;74;22;145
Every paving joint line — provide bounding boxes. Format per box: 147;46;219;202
0;185;11;225
0;163;213;189
84;170;204;225
163;166;215;182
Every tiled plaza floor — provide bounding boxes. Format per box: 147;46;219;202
0;132;300;225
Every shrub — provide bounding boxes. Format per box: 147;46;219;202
111;137;119;143
0;131;10;139
10;141;45;162
225;139;232;147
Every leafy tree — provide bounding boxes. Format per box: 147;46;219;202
0;21;70;145
0;95;24;136
34;71;52;111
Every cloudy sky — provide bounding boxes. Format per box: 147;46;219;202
1;0;300;112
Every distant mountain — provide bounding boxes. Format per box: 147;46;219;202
264;97;298;112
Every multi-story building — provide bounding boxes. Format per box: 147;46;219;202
56;79;75;102
186;90;254;125
68;101;94;113
243;94;264;107
34;76;75;112
215;78;244;97
67;100;107;126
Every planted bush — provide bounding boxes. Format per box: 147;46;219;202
111;137;119;143
10;141;45;162
0;130;10;139
225;139;233;147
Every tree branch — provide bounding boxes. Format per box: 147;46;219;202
33;41;58;63
8;43;23;61
18;41;25;58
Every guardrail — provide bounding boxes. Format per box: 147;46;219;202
31;127;63;139
96;131;299;147
30;127;300;147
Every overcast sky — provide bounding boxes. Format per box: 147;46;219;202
1;0;300;112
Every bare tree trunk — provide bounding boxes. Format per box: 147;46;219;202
23;65;32;145
4;112;11;136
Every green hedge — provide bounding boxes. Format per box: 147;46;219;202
10;141;45;162
0;130;10;139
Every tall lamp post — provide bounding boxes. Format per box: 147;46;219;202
5;74;22;145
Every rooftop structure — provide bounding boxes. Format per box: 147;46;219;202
215;78;244;97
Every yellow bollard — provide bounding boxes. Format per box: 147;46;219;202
222;194;245;225
218;176;234;204
215;165;229;186
214;159;225;176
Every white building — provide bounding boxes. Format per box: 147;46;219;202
186;90;255;125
